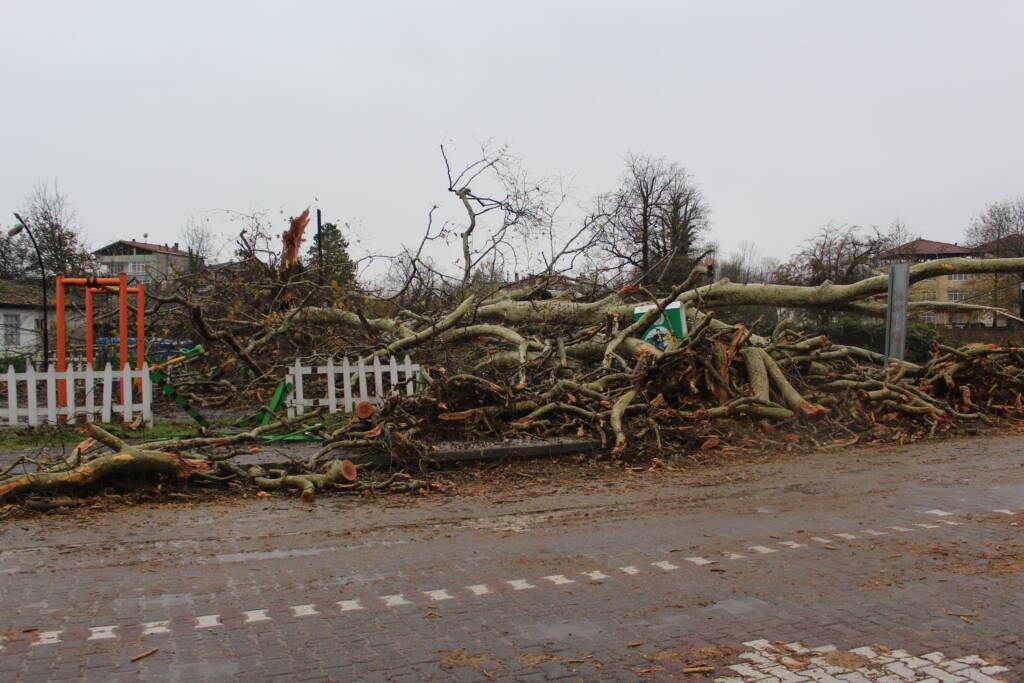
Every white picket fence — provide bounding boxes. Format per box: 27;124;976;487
0;363;153;427
285;356;421;416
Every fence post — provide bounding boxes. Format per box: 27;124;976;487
325;358;337;413
46;364;57;424
285;364;295;417
121;363;132;423
292;358;305;416
403;356;415;395
372;356;383;404
6;365;17;426
84;364;95;422
141;363;153;428
388;356;399;397
101;363;113;423
341;357;353;412
65;363;76;422
356;357;368;403
26;364;38;427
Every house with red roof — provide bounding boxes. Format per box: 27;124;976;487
92;239;194;283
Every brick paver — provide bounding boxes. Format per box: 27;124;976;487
0;435;1022;681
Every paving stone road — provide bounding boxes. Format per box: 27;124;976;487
1;435;1022;681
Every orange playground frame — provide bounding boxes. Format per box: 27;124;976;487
55;274;144;404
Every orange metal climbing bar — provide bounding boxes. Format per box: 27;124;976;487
55;274;145;405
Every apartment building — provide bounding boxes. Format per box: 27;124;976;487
92;240;193;283
876;238;1010;327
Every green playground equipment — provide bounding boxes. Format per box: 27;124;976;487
235;380;292;429
148;345;209;426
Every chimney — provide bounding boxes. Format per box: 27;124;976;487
173;242;179;250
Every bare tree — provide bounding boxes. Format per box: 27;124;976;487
966;197;1024;320
718;240;761;283
589;153;710;288
776;223;906;287
0;230;31;279
180;215;221;268
441;144;548;294
13;181;94;277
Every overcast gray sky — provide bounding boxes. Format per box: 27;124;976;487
2;1;1023;273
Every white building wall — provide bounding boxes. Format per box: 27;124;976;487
0;307;47;356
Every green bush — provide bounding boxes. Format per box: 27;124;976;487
819;316;939;363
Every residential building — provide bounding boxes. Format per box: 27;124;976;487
93;240;193;283
876;238;1009;328
0;280;83;358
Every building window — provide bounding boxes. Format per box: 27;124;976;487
948;273;969;281
948;290;966;302
4;314;20;346
921;313;937;325
128;262;148;274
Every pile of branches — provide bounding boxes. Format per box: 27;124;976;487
310;262;1024;467
4;249;1024;508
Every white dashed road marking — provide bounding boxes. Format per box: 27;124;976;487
542;574;575;585
506;579;535;590
583;570;609;580
381;594;411;607
423;589;454;601
465;584;491;596
242;610;270;623
722;551;746;560
87;625;117;640
651;561;679;571
194;615;221;629
684;556;716;565
32;630;62;646
834;533;858;540
748;545;777;554
778;541;804;549
619;566;640;575
142;620;171;634
924;509;953;516
291;604;319;617
338;599;364;611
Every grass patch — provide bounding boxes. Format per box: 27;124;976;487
0;421;227;450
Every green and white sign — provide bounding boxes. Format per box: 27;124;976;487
633;301;687;349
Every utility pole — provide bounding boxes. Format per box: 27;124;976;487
316;209;325;280
316;208;324;306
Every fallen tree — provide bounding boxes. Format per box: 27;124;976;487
5;211;1024;508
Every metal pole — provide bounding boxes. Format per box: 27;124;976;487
884;262;910;365
12;213;48;365
316;208;324;283
316;208;324;306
